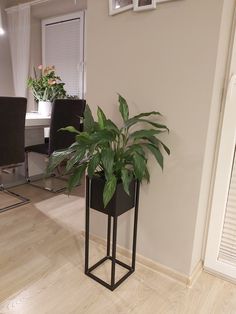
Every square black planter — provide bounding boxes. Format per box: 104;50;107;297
85;175;140;291
90;175;136;217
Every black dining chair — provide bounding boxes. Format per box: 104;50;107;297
25;98;86;192
0;97;29;213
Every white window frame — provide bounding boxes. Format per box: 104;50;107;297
42;11;85;99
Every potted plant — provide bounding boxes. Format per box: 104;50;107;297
48;94;169;204
47;94;170;289
48;94;170;208
28;65;67;116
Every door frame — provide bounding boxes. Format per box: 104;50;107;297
203;5;236;280
204;75;236;280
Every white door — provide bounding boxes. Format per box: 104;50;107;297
42;12;85;99
204;75;236;282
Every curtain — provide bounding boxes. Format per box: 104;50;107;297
0;5;5;34
7;4;30;97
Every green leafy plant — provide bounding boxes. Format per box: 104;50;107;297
28;65;67;102
47;95;170;207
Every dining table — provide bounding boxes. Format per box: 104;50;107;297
25;112;50;127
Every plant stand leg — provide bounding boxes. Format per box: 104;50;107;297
132;181;140;270
85;176;90;273
107;214;111;257
111;216;118;287
85;178;140;291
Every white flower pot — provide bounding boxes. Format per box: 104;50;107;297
38;101;52;116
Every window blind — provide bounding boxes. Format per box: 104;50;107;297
44;18;81;96
219;148;236;265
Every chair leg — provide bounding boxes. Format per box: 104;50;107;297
27;178;67;193
0;169;30;213
0;187;30;213
25;151;30;182
25;153;67;193
24;152;70;193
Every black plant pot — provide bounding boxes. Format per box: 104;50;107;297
85;175;140;291
90;175;136;216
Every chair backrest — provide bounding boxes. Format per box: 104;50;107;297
48;99;86;155
0;97;27;167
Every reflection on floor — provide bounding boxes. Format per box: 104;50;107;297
1;183;236;313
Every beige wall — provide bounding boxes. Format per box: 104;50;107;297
0;0;13;95
86;0;225;275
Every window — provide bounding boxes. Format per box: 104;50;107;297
42;12;84;98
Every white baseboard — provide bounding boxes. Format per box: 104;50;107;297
204;267;236;285
188;260;203;286
81;231;203;287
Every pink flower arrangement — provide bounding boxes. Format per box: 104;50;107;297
28;65;66;102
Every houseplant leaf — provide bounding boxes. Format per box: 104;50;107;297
68;163;87;192
47;149;71;173
106;119;120;134
132;152;146;180
125;118;169;132
144;166;150;182
91;129;116;143
144;143;164;170
103;175;117;207
101;148;115;177
118;94;129;122
158;140;171;155
60;126;80;134
132;111;162;119
88;153;101;178
129;129;164;141
125;144;146;156
121;169;133;195
146;136;170;155
66;146;86;172
76;132;93;145
97;106;107;129
84;105;95;132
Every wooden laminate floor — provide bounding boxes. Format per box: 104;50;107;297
1;184;236;314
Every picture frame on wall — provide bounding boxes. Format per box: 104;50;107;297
133;0;156;11
109;0;133;15
156;0;172;3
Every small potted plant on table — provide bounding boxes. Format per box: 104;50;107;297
28;65;67;116
48;94;170;290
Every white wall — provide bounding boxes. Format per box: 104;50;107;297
0;0;14;95
86;0;225;276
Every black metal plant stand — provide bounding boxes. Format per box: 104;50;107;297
85;176;140;291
